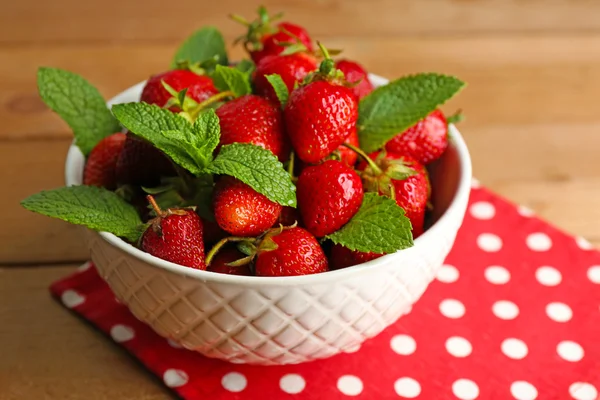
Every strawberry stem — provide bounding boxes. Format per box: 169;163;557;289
206;236;255;266
317;41;330;60
342;142;383;175
230;14;250;26
287;151;295;177
188;91;235;119
225;255;254;267
147;195;163;216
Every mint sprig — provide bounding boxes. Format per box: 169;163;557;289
265;74;289;108
207;143;297;207
326;193;413;253
37;67;121;155
212;65;252;97
358;73;466;153
21;186;144;243
171;26;228;68
111;102;220;175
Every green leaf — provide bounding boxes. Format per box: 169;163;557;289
37;67;121;155
234;59;256;75
207;143;297;207
171;26;228;68
265;74;289;108
358;73;466;153
111;103;220;176
212;65;252;97
21;186;144;243
326;193;413;253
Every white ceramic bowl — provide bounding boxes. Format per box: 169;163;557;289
65;74;472;365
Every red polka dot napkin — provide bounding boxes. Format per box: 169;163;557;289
50;184;600;399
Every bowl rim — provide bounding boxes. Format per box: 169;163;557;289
65;74;472;286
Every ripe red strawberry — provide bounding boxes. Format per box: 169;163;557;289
255;227;328;276
83;132;126;189
215;94;290;162
297;160;363;237
284;80;358;163
335;59;374;100
330;244;384;270
359;152;430;237
213;177;282;236
207;246;252;276
336;129;360;167
115;132;176;187
249;22;314;64
140;69;218;110
141;197;205;269
253;53;317;103
385;109;448;165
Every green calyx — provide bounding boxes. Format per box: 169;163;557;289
231;6;283;52
300;41;346;87
360;152;417;198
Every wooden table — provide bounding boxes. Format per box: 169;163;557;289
2;1;600;398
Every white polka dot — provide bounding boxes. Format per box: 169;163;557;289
439;299;466;319
587;266;600;284
437;264;460;283
557;341;584;362
163;369;188;388
344;344;361;353
526;232;552;251
477;233;503;252
492;300;519;320
510;381;538;400
445;336;472;357
576;236;594;250
110;324;135;342
518;205;535;217
484;266;511;284
470;201;496;219
569;382;598;400
391;334;417;355
501;338;528;359
61;290;85;308
337;375;363;396
167;339;183;349
280;374;306;394
452;379;480;400
471;178;481;188
535;266;562;286
222;372;247;392
394;377;421;398
229;358;245;364
546;302;572;322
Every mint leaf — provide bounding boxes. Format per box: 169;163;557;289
207;143;296;207
358;73;466;153
326;193;413;253
171;26;228;68
111;103;220;176
234;59;256;75
37;67;121;155
21;186;144;243
265;74;289;108
212;65;252;97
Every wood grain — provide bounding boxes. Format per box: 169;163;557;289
2;0;600;45
0;265;170;399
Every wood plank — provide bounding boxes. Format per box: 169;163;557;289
0;265;170;399
2;0;600;44
3;34;600;143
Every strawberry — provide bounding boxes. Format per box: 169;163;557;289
83;132;126;189
213;177;282;237
140;69;218;111
207;246;252;276
215;94;290;162
284;79;358;163
115;132;176;187
297;160;363;237
335;59;374;100
330;244;384;270
141;196;205;269
385;109;448;165
358;151;430;237
255;227;328;276
336;128;360;167
253;53;317;103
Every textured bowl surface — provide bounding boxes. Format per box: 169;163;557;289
65;75;472;365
